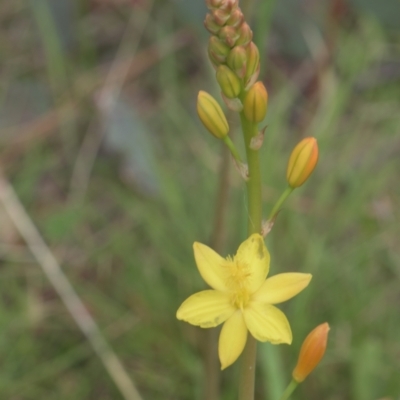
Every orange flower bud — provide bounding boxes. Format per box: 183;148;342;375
216;65;241;99
197;91;229;139
286;137;319;188
243;81;268;123
227;46;247;78
292;323;330;383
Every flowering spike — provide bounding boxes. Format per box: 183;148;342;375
286;137;319;188
243;81;268;123
292;323;330;383
197;91;229;139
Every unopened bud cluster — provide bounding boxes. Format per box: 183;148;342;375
204;0;267;122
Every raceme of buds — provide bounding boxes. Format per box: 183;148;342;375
197;91;229;139
216;65;241;99
286;137;319;188
292;323;330;383
243;81;268;123
227;46;247;78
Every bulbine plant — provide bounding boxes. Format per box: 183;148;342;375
176;0;328;398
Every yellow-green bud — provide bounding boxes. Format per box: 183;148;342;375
219;0;239;12
219;25;240;47
208;36;230;65
226;9;244;28
227;45;247;78
236;22;253;46
206;0;224;9
212;8;231;26
216;65;241;98
204;14;221;35
197;91;229;139
286;137;319;188
244;42;260;89
243;81;268;123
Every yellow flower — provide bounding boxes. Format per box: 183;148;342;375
176;234;312;370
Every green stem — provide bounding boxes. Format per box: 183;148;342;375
268;186;294;220
240;114;262;235
223;136;243;164
278;379;298;400
238;112;262;400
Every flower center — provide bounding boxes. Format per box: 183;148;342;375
224;256;251;309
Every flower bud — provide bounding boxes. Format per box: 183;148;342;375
235;22;253;46
197;91;229;139
204;14;221;35
219;25;240;48
244;42;260;89
227;46;247;78
208;36;231;65
205;0;224;9
226;9;244;28
286;137;319;188
292;323;330;383
216;65;241;99
218;0;239;12
212;8;231;26
243;81;268;123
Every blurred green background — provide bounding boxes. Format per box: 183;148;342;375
0;0;399;399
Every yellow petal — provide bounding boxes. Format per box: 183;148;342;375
219;311;248;370
252;273;312;304
235;234;270;293
193;242;229;292
243;303;292;344
176;290;235;328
